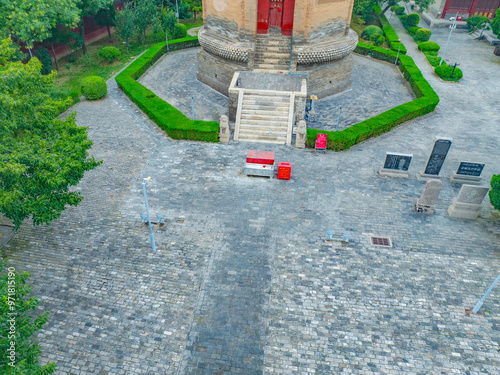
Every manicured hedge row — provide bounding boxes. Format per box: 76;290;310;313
307;44;439;150
373;5;407;55
115;36;220;142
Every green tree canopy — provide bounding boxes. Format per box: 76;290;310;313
0;38;101;230
0;258;56;374
0;0;80;48
490;174;500;211
491;8;500;38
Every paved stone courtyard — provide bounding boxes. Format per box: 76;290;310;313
2;16;500;375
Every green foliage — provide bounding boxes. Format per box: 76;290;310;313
466;15;490;33
489;174;500;211
491;8;500;38
418;41;440;52
434;64;463;81
0;0;80;48
178;1;191;19
99;46;121;62
370;33;385;46
34;46;52;75
391;5;405;15
94;2;117;42
0;260;56;374
160;7;178;39
173;23;188;39
405;13;421;27
115;36;219;142
373;5;407;54
409;26;421;35
318;43;439;150
0;38;101;230
116;3;135;53
131;0;157;45
361;25;383;40
353;0;375;18
414;28;431;42
81;76;107;99
423;51;442;67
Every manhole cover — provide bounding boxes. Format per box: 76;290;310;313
371;237;392;247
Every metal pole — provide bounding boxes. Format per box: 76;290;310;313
288;30;293;74
336;106;342;131
191;97;195;120
165;31;169;52
439;12;458;66
472;272;500;313
395;46;401;66
175;0;179;23
450;63;457;78
142;178;156;253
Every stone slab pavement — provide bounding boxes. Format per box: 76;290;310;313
2;20;500;375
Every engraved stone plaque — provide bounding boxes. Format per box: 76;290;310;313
456;162;484;177
383;152;413;171
424;139;452;176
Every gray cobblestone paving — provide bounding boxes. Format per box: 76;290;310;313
2;21;500;375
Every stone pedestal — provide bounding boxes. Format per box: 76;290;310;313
449;171;482;185
447;185;489;219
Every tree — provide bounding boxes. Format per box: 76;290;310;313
115;4;135;53
44;27;81;71
94;2;117;43
466;15;490;37
0;38;101;230
76;0;114;54
131;0;157;45
0;0;80;55
160;7;178;39
491;8;500;38
490;174;500;211
0;259;56;374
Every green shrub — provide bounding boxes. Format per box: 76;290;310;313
173;23;187;39
423;52;442;67
409;26;421;35
435;64;463;81
115;36;219;142
370;33;385;46
363;14;375;24
418;41;440;52
361;25;383;40
405;13;421;27
489;174;500;211
81;76;107;100
414;28;432;42
35;46;52;75
99;46;121;62
390;5;405;15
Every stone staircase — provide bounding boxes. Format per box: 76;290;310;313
234;91;293;145
254;29;292;72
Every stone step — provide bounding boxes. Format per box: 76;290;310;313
243;92;290;104
254;50;290;56
255;63;290;70
239;127;287;136
242;103;289;111
240;112;289;121
239;124;288;133
238;118;289;127
255;46;290;53
237;134;287;144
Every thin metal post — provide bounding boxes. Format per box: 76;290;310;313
395;46;401;66
28;47;33;58
165;31;169;52
288;30;293;74
175;0;179;23
142;178;156;253
472;273;500;313
191;97;195;120
439;12;458;66
336;106;342;131
450;63;457;78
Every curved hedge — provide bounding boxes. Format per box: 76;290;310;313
115;36;219;142
307;43;439;150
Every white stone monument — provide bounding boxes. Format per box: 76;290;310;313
219;115;230;143
295;120;307;149
414;179;443;214
447;185;490;219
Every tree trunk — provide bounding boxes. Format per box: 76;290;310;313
107;24;113;43
79;19;87;54
381;1;397;15
50;43;59;71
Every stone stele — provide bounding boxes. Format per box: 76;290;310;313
219;115;230;142
414;179;443;214
295;120;306;149
378;152;413;178
447;184;490;220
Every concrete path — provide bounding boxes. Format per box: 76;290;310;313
2;19;500;375
187;26;202;36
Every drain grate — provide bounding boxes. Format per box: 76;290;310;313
371;237;392;247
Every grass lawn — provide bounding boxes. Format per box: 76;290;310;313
52;18;203;104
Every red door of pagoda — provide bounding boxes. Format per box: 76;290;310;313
257;0;295;36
